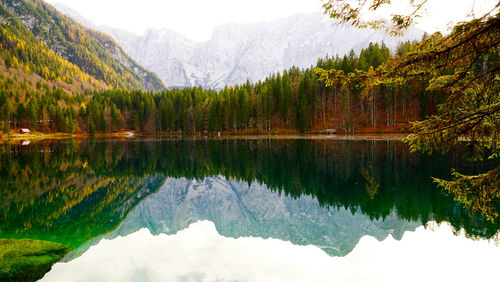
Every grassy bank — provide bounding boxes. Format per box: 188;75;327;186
0;239;68;281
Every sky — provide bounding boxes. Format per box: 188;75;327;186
46;0;499;41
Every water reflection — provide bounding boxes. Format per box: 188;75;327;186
42;221;500;282
90;176;420;257
0;138;499;278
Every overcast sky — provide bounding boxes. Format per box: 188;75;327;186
46;0;498;41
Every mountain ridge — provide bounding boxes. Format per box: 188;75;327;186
51;3;423;89
0;0;166;92
102;13;424;89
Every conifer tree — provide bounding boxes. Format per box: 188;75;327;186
111;103;119;132
282;71;293;125
238;88;249;129
297;77;309;132
2;121;9;134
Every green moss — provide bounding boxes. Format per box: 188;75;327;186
0;239;68;282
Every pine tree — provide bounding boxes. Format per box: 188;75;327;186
262;85;274;131
281;71;293;123
164;98;175;131
297;77;309;132
2;121;9;134
208;98;220;132
111;103;119;132
89;122;96;135
238;88;249;129
27;99;38;129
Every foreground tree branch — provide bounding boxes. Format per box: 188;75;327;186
320;0;500;221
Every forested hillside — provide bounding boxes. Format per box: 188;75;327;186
0;0;165;92
1;1;493;136
0;40;443;134
81;42;426;134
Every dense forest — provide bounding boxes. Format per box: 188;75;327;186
0;39;445;135
1;0;481;136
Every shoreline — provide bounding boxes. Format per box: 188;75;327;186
0;131;410;142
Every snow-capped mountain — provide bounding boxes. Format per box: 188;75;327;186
102;14;422;89
53;4;422;89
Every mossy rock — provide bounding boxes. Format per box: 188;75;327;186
0;239;68;282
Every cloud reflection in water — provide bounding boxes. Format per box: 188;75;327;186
42;220;500;282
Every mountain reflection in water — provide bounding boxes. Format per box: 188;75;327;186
0;138;499;280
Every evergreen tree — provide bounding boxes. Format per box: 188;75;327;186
15;104;25;127
111;103;119;132
281;72;292;123
262;85;274;130
297;77;309;132
89;122;96;135
164;98;175;131
2;121;9;134
27;99;39;129
208;98;220;131
237;88;249;129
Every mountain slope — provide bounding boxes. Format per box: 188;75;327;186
0;0;166;92
101;13;423;88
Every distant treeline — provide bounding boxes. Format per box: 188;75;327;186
0;40;445;134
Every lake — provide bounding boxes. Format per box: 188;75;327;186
1;138;499;281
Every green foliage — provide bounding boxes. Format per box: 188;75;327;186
397;16;500;221
297;76;309;132
434;167;500;222
2;121;9;134
111;103;119;132
88;122;96;135
322;0;432;35
0;239;68;282
237;88;249;128
321;0;500;221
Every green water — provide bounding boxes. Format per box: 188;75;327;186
0;138;498;280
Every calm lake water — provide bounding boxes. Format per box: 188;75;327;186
1;138;499;281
